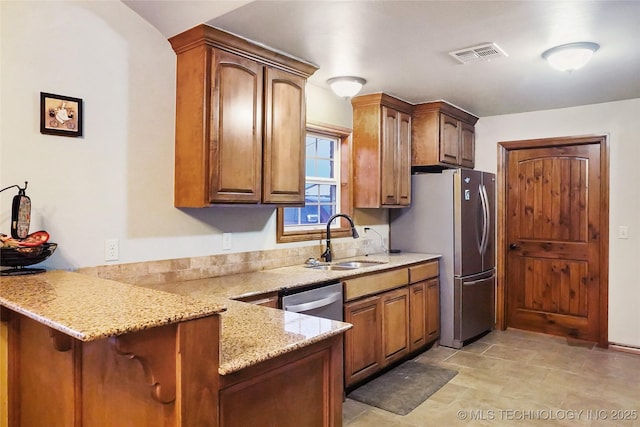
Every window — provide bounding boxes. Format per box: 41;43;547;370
277;123;352;243
284;132;339;229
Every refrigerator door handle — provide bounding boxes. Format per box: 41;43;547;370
479;184;489;256
483;184;490;255
477;184;486;254
483;184;489;255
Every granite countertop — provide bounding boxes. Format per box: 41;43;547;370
0;252;440;376
217;299;351;374
144;252;441;374
149;252;441;301
0;270;226;341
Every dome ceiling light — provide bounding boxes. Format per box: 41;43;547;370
327;76;366;98
542;42;600;72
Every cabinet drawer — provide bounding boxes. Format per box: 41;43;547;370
409;261;439;283
344;268;408;301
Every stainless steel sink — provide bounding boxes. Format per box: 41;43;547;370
305;259;388;271
306;264;359;271
334;260;388;268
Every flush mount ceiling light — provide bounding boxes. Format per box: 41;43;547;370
327;76;366;98
542;42;600;72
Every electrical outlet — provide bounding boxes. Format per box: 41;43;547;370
618;226;629;239
222;233;232;250
105;239;119;261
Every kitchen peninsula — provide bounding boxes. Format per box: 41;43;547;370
1;252;438;426
0;269;351;427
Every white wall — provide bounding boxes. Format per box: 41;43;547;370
475;98;640;348
0;1;363;271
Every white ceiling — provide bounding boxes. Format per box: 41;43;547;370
123;0;640;117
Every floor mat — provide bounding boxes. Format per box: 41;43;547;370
347;361;458;416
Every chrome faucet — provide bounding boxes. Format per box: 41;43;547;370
321;213;359;263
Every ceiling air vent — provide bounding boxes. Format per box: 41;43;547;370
449;43;508;64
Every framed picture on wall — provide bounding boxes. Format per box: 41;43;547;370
40;92;83;137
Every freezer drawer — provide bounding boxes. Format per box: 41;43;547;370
453;270;495;348
455;273;495;342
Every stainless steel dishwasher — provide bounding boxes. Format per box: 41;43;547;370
280;282;343;321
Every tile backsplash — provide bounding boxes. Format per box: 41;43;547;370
77;238;377;286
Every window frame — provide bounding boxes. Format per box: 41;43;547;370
277;122;353;243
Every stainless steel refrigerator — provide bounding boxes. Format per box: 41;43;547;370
390;169;495;348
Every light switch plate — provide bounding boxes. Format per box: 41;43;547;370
222;233;232;250
618;226;629;239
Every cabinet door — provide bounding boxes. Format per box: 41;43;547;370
263;67;306;205
439;113;460;166
397;111;412;206
409;282;426;352
426;278;440;342
460;121;475;169
381;106;400;206
210;50;263;203
219;336;341;427
381;287;409;366
344;296;382;387
381;108;411;207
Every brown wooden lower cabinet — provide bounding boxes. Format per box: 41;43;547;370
409;281;427;351
219;334;343;427
381;287;410;365
344;286;411;388
6;311;220;427
425;278;440;342
344;295;382;387
409;278;440;351
344;260;440;388
409;261;440;349
4;309;344;427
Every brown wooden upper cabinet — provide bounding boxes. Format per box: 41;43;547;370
351;93;413;208
169;25;318;207
412;101;479;170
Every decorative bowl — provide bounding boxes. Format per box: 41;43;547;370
0;242;58;267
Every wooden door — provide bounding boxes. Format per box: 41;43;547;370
210;50;263;203
344;296;382;387
439;113;460;165
381;287;409;366
262;67;306;205
503;137;608;345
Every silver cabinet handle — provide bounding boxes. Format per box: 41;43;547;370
283;292;342;313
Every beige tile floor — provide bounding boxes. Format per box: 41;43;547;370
343;329;640;426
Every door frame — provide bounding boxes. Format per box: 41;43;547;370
496;134;610;348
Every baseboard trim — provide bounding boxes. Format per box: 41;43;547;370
609;343;640;356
